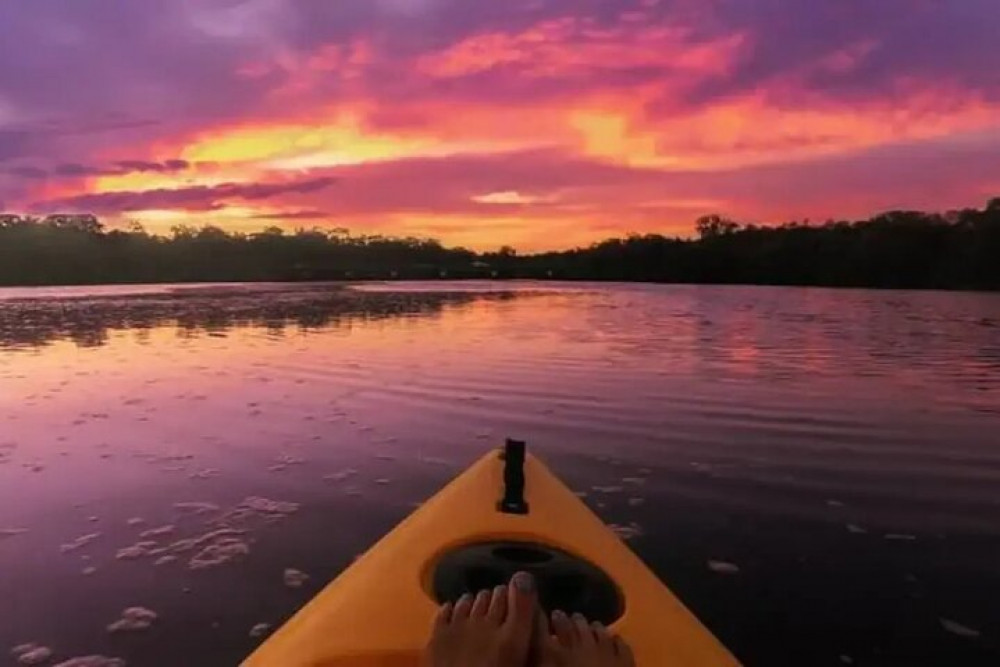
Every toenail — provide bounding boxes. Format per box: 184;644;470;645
511;571;535;592
552;610;567;620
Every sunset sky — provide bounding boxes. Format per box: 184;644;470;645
1;0;999;251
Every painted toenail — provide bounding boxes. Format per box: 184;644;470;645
511;571;535;592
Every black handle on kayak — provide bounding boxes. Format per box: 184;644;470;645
498;439;529;514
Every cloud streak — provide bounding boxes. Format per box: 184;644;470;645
5;159;192;181
250;209;331;221
34;176;336;214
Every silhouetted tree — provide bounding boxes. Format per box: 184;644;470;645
696;214;740;239
1;199;998;289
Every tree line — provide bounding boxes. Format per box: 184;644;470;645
1;199;998;290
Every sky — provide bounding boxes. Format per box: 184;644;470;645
1;0;999;251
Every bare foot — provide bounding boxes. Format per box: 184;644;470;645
537;610;635;667
423;571;538;667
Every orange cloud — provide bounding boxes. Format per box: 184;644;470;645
569;85;1000;169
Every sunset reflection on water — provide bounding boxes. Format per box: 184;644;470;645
1;282;998;666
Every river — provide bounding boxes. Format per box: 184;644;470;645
1;282;998;666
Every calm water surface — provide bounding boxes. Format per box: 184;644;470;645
1;282;998;667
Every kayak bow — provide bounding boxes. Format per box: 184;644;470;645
244;441;738;666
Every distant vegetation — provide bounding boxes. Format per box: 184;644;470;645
1;199;999;290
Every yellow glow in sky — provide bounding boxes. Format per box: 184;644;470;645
181;113;438;168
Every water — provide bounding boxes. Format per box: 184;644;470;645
1;281;998;667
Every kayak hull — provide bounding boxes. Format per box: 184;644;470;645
244;449;738;666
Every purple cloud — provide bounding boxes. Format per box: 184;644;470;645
3;159;193;181
6;166;48;180
0;130;35;162
31;176;337;214
668;0;1000;110
114;159;190;173
54;163;105;177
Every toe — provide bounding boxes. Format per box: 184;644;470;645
487;585;508;624
550;610;575;647
530;606;557;665
499;571;537;665
572;613;595;646
503;571;537;632
592;622;614;654
471;589;492;618
613;636;636;666
434;602;454;629
425;602;455;665
453;592;474;621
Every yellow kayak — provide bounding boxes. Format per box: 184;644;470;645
244;441;739;666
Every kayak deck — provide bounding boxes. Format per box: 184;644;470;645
244;448;738;666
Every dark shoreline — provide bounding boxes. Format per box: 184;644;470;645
2;277;999;295
2;198;999;291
